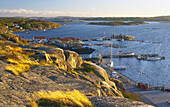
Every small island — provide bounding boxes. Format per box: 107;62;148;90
88;21;148;26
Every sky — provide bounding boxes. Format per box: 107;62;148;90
0;0;170;17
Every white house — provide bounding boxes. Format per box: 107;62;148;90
72;48;101;59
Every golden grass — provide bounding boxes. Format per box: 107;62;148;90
83;60;92;64
1;44;53;75
6;64;30;75
28;90;93;107
86;93;95;97
33;44;44;47
6;57;52;75
5;56;40;75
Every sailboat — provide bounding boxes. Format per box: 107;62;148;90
147;42;161;61
112;47;126;70
108;44;126;70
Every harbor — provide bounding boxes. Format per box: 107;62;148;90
14;18;170;89
98;59;169;106
98;59;165;91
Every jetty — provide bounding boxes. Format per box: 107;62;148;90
82;43;127;48
148;86;165;91
102;53;158;58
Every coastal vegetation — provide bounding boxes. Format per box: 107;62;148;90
89;21;148;26
81;16;170;21
0;17;61;32
0;40;52;75
53;20;84;23
123;92;140;101
28;90;93;107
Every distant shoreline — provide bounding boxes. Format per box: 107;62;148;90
88;21;148;26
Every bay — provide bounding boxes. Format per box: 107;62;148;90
14;20;170;88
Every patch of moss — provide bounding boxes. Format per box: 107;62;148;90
82;64;96;73
123;92;140;101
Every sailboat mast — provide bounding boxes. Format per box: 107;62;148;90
111;44;112;62
117;47;119;66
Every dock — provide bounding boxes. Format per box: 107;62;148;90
148;86;165;91
102;54;159;58
82;43;126;48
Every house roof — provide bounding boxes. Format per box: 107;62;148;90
57;38;70;42
71;47;95;54
33;36;46;39
20;36;24;39
64;37;80;41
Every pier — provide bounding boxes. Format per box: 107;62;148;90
148;86;165;91
102;54;159;58
82;43;126;48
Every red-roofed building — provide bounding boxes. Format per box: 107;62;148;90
56;38;70;43
33;36;46;40
20;36;24;39
33;36;47;43
64;37;80;42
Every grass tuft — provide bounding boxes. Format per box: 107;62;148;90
28;90;93;107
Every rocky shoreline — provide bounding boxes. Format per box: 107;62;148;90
0;44;153;106
0;27;154;106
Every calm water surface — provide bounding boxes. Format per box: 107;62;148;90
14;21;170;88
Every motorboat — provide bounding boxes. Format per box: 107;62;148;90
147;56;161;61
112;65;126;70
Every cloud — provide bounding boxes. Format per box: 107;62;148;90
0;9;103;17
0;9;64;17
91;7;96;10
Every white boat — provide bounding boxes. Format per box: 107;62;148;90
112;71;118;78
147;57;161;61
107;61;113;67
112;66;126;70
137;55;142;60
108;61;126;70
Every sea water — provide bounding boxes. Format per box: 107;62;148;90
14;20;170;88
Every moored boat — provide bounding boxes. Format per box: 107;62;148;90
146;56;161;61
112;71;118;78
112;65;126;70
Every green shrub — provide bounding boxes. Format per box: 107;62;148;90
123;92;140;101
82;64;96;73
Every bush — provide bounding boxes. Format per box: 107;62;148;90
123;92;140;101
82;64;96;73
